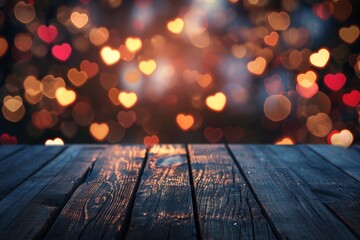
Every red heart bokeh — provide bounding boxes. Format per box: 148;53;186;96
0;133;17;144
37;25;58;43
296;83;318;99
204;127;223;143
52;43;72;61
342;90;360;107
144;135;159;148
80;60;99;79
324;73;346;91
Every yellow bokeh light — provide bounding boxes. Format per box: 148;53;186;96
70;12;89;29
100;46;121;65
167;18;184;34
206;92;226;112
139;60;157;75
55;87;76;106
118;92;138;108
125;37;142;52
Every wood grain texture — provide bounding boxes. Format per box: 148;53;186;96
46;145;146;240
0;145;25;161
269;145;360;237
0;145;64;200
308;145;360;182
0;146;104;240
126;144;197;240
228;145;357;240
188;144;276;240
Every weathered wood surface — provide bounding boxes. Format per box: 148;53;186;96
0;145;24;161
127;144;196;240
188;144;276;239
0;145;64;200
269;145;360;238
0;144;359;240
228;145;357;240
308;145;360;182
46;145;146;239
0;145;104;239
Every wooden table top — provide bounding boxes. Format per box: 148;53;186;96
0;144;359;240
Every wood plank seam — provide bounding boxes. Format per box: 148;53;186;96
45;145;148;239
295;146;360;238
224;144;282;240
185;144;203;240
307;146;360;184
0;145;26;162
0;146;67;201
126;144;196;239
40;147;103;238
119;146;150;240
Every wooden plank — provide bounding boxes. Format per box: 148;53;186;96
0;145;64;200
126;144;197;240
188;144;276;239
0;145;104;239
46;145;146;239
308;145;360;182
269;145;360;237
0;145;25;161
228;145;357;240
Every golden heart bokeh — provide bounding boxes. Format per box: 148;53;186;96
125;37;142;52
267;11;290;31
339;25;359;44
55;87;76;106
90;122;109;141
297;70;317;88
275;137;294;145
24;76;43;97
100;46;121;65
118;92;138;108
4;96;23;112
310;48;330;68
330;129;353;148
139;60;157;75
176;114;194;131
45;138;64;146
14;2;35;24
247;57;267;75
70;12;89;29
167;18;184;34
67;68;88;87
306;113;332;137
206;92;226;112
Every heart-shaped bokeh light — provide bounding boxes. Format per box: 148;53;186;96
1;0;359;145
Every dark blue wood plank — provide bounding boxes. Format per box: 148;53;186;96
269;145;360;237
229;145;356;240
0;146;65;200
188;144;276;239
46;145;146;239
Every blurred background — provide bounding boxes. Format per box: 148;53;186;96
0;0;359;145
